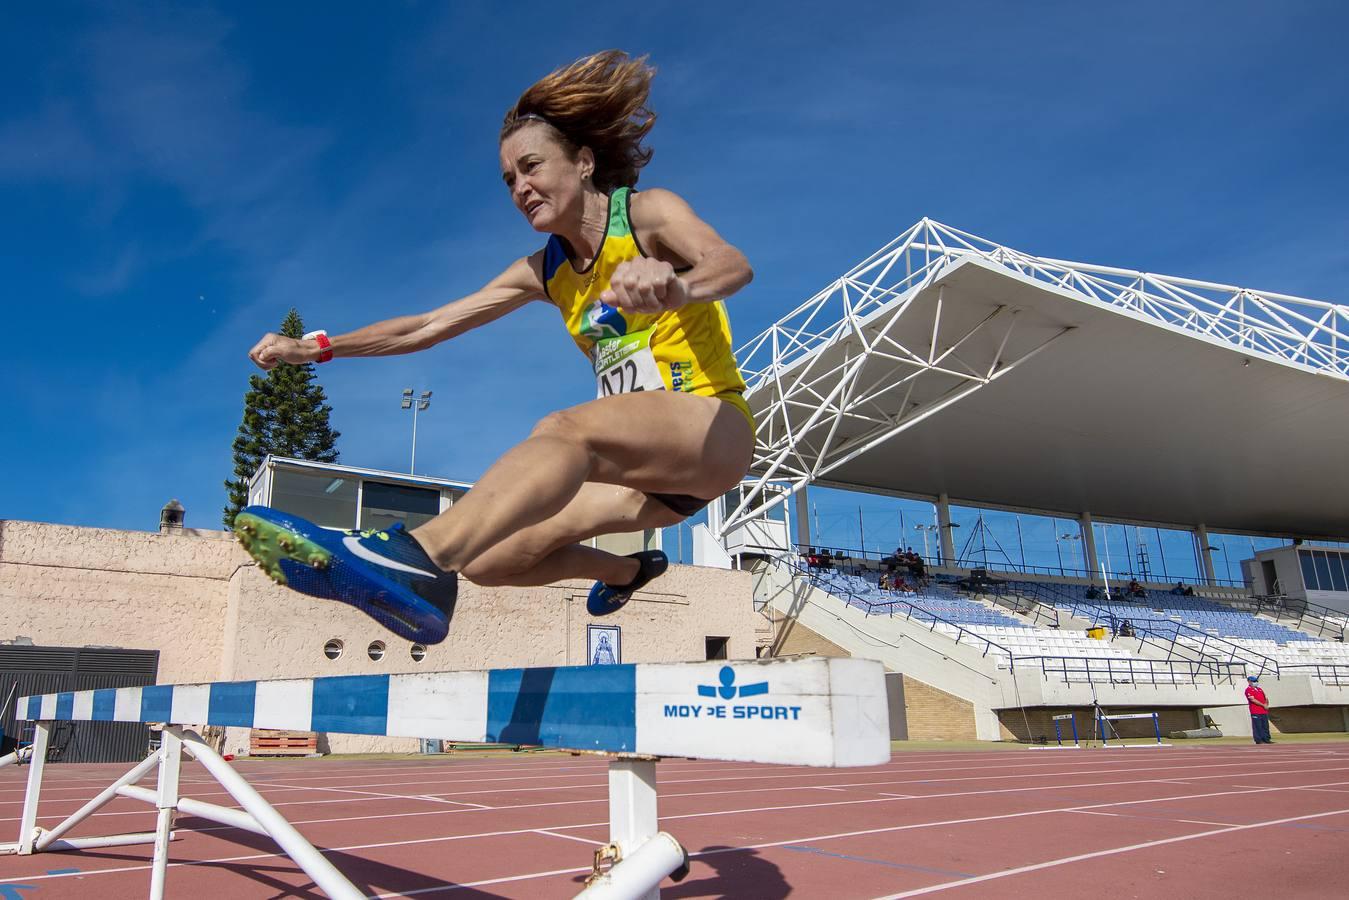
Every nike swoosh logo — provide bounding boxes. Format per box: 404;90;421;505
341;536;439;579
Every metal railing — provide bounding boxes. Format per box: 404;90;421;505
796;565;1009;662
791;542;1248;589
1003;579;1349;684
976;582;1061;629
1230;594;1349;641
1279;664;1349;686
793;561;1242;688
1005;579;1282;674
1029;655;1246;688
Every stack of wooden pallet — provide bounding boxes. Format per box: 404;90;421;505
248;729;317;757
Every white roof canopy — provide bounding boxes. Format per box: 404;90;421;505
731;221;1349;540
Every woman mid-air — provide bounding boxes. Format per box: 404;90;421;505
235;51;755;644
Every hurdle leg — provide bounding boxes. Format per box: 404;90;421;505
610;759;658;868
31;745;162;852
149;729;182;900
577;758;688;899
173;727;365;900
16;723;50;854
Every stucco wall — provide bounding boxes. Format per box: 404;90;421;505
0;520;238;684
1;519;760;755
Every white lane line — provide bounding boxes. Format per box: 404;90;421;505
17;762;1349;839
261;781;493;808
372;785;1349;899
416;795;494;809
6;744;1308;797
7;751;1335;816
16;776;1349;888
872;806;1349;898
534;829;605;847
1068;809;1236;827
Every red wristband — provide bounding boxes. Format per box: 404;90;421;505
305;330;333;363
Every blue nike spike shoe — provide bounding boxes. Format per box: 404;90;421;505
232;505;455;645
587;550;669;616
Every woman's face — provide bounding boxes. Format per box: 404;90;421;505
499;124;591;233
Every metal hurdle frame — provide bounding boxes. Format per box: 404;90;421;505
1097;711;1171;748
2;657;889;900
1028;713;1081;750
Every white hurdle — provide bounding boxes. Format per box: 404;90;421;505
5;656;889;899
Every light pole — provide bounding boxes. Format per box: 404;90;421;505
401;388;432;474
1057;532;1082;575
1204;545;1227;584
914;524;937;563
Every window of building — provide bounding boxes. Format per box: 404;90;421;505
360;481;441;531
1300;550;1319;590
1313;551;1334;592
1300;549;1349;592
1328;552;1348;592
705;636;729;660
271;469;359;529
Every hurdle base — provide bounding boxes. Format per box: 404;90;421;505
6;726;689;899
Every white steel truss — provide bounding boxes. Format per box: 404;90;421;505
722;218;1348;535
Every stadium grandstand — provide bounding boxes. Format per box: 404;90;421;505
710;218;1349;742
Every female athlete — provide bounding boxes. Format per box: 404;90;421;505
235;51;755;644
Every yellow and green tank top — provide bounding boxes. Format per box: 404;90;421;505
542;187;753;427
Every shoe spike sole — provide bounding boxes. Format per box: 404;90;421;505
233;513;332;586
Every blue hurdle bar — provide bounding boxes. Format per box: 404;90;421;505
17;657;889;767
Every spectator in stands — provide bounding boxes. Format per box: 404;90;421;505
1118;619;1135;638
879;572;892;591
1183;584;1196;597
1171;581;1188;595
1085;584;1103;600
1245;675;1274;744
1126;578;1146;598
907;548;927;581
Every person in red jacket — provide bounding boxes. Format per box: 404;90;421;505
1245;675;1274;744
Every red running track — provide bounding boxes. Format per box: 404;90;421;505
2;743;1348;898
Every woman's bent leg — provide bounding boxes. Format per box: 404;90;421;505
412;392;751;573
460;483;685;587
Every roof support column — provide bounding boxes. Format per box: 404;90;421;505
795;484;811;550
1080;512;1100;578
937;494;956;566
1195;524;1217;585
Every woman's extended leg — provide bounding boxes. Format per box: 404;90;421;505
411;391;752;574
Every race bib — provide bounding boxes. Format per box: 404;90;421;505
593;328;665;398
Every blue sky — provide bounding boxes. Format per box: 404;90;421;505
3;2;1346;573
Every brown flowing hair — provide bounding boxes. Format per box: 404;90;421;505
501;50;656;193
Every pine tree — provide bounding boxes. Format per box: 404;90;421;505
223;309;341;528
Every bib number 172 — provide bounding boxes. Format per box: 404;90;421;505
599;359;644;396
593;335;665;399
